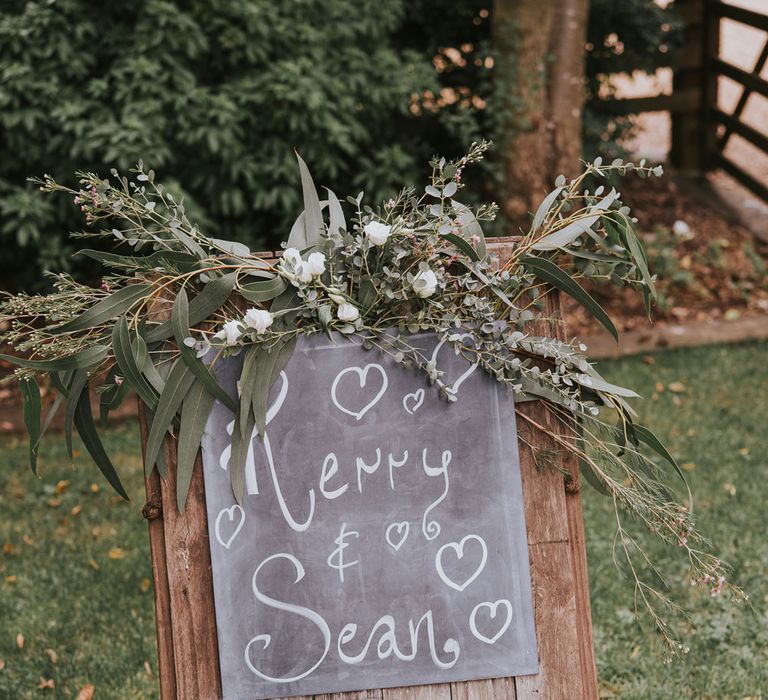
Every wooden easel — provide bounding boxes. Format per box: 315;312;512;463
138;238;599;699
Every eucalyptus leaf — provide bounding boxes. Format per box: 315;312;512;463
172;288;236;411
239;276;288;302
112;317;157;408
0;345;108;371
531;186;563;233
73;389;129;500
20;378;41;474
145;358;196;476
146;272;236;343
176;379;215;511
53;284;151;334
521;255;617;341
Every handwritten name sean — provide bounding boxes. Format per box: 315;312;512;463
244;553;461;683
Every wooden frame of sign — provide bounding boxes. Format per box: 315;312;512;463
138;238;599;700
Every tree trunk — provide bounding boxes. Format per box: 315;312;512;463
493;0;590;232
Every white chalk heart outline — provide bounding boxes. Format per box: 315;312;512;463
214;505;246;550
331;364;388;421
435;534;488;592
385;521;410;551
430;335;478;395
402;388;425;415
469;599;513;645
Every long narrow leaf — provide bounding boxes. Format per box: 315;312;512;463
64;369;89;460
531;186;563;233
132;334;165;394
521;254;618;341
325;187;346;240
20;378;41;474
439;232;480;262
229;404;255;504
239;276;288;302
112;317;157;408
73;389;129;500
292;152;324;250
176;380;214;511
632;424;688;488
53;284;150;334
145;272;236;344
238;346;260;437
0;345;108;371
172;288;236;411
144;359;196;475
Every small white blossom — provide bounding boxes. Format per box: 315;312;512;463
413;268;438;298
243;308;274;334
214;319;243;345
672;219;692;238
328;292;346;305
364;221;392;246
296;264;313;283
305;251;326;276
337;302;360;322
281;247;302;268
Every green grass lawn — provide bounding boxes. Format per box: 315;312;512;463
0;342;766;699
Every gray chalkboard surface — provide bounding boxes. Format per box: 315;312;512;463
200;332;538;700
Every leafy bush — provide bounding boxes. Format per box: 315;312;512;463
0;0;679;291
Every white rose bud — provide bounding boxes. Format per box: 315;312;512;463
337;302;360;322
296;264;313;283
305;251;326;276
364;221;392;246
281;247;302;268
328;292;347;305
412;268;438;298
243;308;274;334
214;319;243;345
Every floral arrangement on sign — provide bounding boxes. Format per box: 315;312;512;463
0;142;744;654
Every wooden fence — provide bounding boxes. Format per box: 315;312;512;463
594;0;768;203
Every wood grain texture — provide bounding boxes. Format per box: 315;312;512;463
140;238;598;699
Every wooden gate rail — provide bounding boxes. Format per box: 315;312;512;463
706;0;768;203
140;238;599;699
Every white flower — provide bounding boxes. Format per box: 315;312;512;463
364;221;392;246
337;302;360;322
281;247;302;268
296;264;313;283
243;308;274;334
305;251;326;276
672;219;692;238
214;319;243;345
328;292;346;305
412;268;438;298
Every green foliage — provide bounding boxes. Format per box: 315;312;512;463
0;0;678;291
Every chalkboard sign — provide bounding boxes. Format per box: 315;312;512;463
200;332;538;700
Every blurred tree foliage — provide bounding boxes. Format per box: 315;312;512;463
0;0;680;290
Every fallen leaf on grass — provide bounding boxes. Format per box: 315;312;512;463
738;447;749;456
0;659;5;671
90;483;100;494
46;498;62;508
682;462;697;472
76;683;95;700
2;543;18;555
71;505;82;516
16;633;24;649
140;577;151;593
723;482;737;496
654;382;665;393
88;559;99;571
38;677;54;690
22;535;33;545
108;548;125;560
668;381;686;393
144;661;153;676
54;480;70;495
5;575;17;584
641;355;655;365
45;649;57;664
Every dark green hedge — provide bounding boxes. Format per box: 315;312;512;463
0;0;679;290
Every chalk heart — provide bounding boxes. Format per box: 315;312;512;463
435;534;488;592
402;388;425;415
215;505;246;550
470;599;513;645
331;363;388;421
430;335;478;395
385;521;410;551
